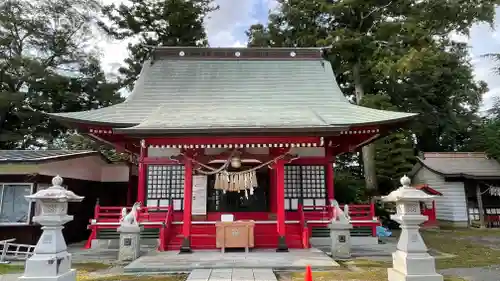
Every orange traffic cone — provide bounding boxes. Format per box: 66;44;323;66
304;265;313;281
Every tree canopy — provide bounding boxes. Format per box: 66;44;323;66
246;0;495;195
0;0;123;149
98;0;218;89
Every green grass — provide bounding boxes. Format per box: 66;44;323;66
73;262;113;272
421;229;500;269
77;274;187;281
0;264;24;274
280;269;466;281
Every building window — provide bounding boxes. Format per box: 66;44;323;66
284;165;326;210
0;183;33;225
146;165;185;210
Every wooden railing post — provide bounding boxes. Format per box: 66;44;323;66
370;202;376;237
83;199;101;249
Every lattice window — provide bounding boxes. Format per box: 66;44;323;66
284;165;301;211
284;165;326;210
146;165;185;210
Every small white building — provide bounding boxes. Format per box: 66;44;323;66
410;152;500;228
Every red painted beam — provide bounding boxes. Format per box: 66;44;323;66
137;144;147;204
143;157;182;165
325;149;334;205
181;156;193;252
147;136;322;146
289;157;329;165
275;158;288;251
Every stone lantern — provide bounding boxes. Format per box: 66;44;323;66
19;175;84;281
381;175;443;281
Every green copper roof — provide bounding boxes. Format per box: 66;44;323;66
48;47;417;134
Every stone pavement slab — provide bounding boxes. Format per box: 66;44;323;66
125;248;338;272
186;268;277;281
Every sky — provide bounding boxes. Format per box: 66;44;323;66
97;0;500;111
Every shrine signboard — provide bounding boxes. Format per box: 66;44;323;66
192;175;208;215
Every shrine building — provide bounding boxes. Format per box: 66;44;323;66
46;47;417;253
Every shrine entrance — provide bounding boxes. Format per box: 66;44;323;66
207;165;270;213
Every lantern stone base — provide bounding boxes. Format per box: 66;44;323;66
19;252;76;281
387;250;443;281
328;222;353;259
117;225;141;261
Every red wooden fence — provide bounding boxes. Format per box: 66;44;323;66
84;202;380;250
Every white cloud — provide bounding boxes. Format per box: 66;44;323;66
232;41;248;47
448;31;469;43
205;0;258;47
95;0;263;74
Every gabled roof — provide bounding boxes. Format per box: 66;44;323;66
47;47;417;135
410;152;500;180
0;150;101;163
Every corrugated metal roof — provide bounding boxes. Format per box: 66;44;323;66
0;150;98;163
416;152;500;179
48;47;417;132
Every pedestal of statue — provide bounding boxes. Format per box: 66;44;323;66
329;221;353;259
117;225;141;261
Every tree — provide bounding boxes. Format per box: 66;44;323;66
99;0;218;89
361;94;415;194
52;133;129;162
0;0;123;149
246;0;495;193
474;97;500;161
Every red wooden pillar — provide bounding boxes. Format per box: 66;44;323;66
126;162;133;206
270;167;277;213
275;158;288;252
325;148;335;205
180;154;193;253
137;140;148;205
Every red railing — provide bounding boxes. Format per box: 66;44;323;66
298;204;310;249
158;205;174;251
83;201;170;250
302;203;380;237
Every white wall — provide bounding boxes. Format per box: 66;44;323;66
413;166;468;223
35;155;130;182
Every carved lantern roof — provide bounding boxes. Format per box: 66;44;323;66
26;175;84;202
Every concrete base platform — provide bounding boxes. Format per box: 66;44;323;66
309;236;379;247
124;248;339;273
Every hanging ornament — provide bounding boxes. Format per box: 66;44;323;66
251;171;258;187
489;186;500;197
214;173;221;190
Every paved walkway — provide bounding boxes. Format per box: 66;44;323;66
125;248;338;272
186;269;277;281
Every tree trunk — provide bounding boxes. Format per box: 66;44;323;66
476;184;486;228
353;60;378;193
